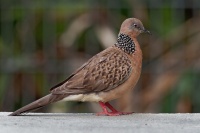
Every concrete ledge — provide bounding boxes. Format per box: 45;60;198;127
1;112;200;133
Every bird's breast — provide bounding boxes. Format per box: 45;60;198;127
62;46;142;103
98;49;142;102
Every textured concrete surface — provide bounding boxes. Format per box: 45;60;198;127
1;112;200;133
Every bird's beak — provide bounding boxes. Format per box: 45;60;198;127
142;28;151;35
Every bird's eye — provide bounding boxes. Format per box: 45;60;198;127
133;24;137;27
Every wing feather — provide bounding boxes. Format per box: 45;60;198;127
51;47;132;95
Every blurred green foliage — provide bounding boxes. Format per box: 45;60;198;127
0;0;200;113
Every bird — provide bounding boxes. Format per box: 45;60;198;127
9;18;150;116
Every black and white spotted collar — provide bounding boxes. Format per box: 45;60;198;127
115;33;135;54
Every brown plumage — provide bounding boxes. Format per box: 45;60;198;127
9;18;150;116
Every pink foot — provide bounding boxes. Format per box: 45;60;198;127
96;102;134;116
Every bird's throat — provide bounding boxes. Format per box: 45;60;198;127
115;33;135;54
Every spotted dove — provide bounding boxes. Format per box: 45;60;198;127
9;18;150;116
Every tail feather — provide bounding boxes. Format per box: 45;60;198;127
9;94;65;116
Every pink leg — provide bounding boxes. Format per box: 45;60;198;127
105;102;133;115
96;101;133;116
96;102;111;116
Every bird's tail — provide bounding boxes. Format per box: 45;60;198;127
9;94;65;116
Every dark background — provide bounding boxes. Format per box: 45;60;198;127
0;0;200;113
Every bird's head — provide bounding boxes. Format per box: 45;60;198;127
119;18;151;37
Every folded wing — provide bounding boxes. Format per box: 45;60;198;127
51;47;132;95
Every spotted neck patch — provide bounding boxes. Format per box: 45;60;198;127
115;33;135;54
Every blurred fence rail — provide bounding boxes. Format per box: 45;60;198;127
0;0;200;113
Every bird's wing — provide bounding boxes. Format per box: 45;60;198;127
51;46;132;95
